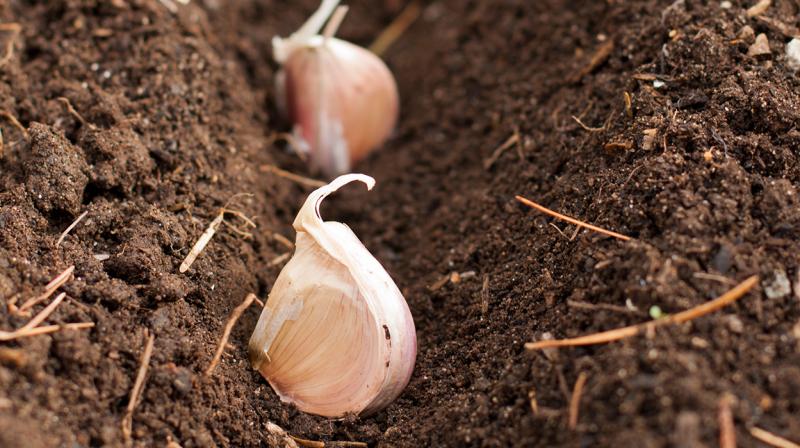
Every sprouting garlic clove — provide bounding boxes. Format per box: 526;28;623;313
273;0;400;177
248;174;416;418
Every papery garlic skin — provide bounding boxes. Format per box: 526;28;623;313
273;0;400;177
249;174;416;418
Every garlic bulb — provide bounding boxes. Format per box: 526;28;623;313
248;174;416;417
274;0;400;177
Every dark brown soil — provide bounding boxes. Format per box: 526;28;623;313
1;0;799;447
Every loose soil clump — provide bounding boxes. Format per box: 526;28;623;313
0;0;798;447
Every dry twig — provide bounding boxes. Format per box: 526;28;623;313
18;266;75;313
56;211;88;247
549;223;581;241
273;233;295;250
624;92;633;119
1;292;92;341
0;111;27;140
568;372;588;430
571;115;605;132
428;274;450;291
260;164;326;188
694;272;736;285
222;207;256;229
369;0;422;56
16;322;94;338
122;331;155;444
515;196;631;241
567;300;643;316
269;252;292;267
0;23;21;66
16;292;68;333
290;435;368;448
290;437;324;448
570;39;614;83
0;110;28;158
181;214;224;273
484;131;521;169
180;202;256;273
750;427;800;448
528;388;539;416
2;269;93;341
222;220;254;239
56;97;91;127
205;293;257;376
526;276;759;349
719;394;736;448
480;275;490;314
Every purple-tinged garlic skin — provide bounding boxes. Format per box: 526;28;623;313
282;39;399;176
273;0;400;177
248;175;416;418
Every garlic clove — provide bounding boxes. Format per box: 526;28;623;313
273;1;400;177
249;174;416;418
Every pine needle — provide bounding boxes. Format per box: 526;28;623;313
515;195;631;241
369;0;422;56
526;276;759;349
260;164;326;188
17;266;74;313
568;372;588;429
122;331;155;443
56;211;88;246
750;427;800;448
180;205;256;273
205;293;257;376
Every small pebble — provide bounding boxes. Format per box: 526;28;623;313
539;332;559;361
748;33;771;57
726;315;744;333
786;38;800;71
642;128;658;151
712;245;733;274
746;0;772;17
737;25;756;44
764;270;791;299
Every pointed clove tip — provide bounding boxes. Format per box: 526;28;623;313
325;173;376;193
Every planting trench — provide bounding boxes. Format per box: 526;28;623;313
1;0;799;447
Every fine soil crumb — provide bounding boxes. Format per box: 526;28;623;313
0;0;798;447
